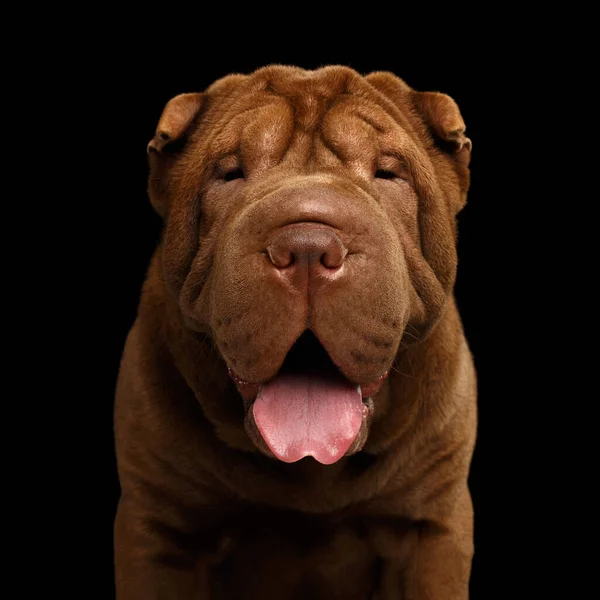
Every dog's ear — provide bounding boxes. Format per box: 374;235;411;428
412;91;472;166
366;73;471;167
147;93;204;217
147;93;204;154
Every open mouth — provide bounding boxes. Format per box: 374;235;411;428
227;331;388;465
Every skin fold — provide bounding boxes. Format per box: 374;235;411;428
114;65;477;599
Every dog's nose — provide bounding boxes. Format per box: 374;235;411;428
265;223;347;278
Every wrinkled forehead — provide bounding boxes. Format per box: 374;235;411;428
197;66;414;172
207;65;367;122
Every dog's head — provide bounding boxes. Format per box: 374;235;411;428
147;65;471;464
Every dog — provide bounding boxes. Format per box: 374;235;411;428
114;64;476;599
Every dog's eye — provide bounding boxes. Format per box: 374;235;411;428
375;169;398;180
223;168;245;182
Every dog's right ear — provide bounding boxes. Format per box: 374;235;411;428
147;93;204;154
148;93;204;217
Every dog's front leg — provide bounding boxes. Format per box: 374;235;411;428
114;496;212;600
372;488;474;600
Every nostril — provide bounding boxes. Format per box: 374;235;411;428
321;246;347;269
265;223;347;271
266;246;294;269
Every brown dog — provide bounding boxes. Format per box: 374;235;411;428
114;65;476;599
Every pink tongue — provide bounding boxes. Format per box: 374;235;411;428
252;371;363;464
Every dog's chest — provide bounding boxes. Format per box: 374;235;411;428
206;512;382;600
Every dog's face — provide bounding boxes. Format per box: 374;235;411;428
148;65;471;465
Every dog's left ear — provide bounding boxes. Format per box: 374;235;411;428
147;93;204;154
412;91;472;166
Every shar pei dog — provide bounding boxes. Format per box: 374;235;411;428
114;64;477;599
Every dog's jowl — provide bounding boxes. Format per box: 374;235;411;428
114;65;476;599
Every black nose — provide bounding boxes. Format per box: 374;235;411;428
266;223;348;276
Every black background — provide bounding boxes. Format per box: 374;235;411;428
67;33;555;599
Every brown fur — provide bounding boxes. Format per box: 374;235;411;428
114;65;477;599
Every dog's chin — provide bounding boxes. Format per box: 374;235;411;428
227;331;389;465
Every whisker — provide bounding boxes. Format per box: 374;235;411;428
402;329;420;342
389;363;415;378
206;354;221;388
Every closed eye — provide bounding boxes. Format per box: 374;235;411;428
374;169;397;180
223;168;245;182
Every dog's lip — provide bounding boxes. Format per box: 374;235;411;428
227;366;388;406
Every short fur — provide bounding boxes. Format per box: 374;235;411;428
114;65;477;599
